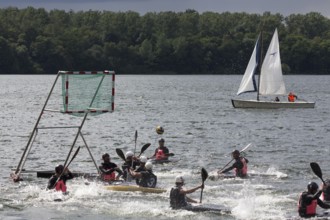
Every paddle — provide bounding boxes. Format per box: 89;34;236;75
116;143;151;161
218;143;252;174
132;130;138;166
116;148;126;161
54;146;80;186
310;162;325;184
138;143;151;157
200;167;208;203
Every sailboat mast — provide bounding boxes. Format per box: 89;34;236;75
257;31;264;101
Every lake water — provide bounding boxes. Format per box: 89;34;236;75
0;74;330;220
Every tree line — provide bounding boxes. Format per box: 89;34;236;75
0;7;329;75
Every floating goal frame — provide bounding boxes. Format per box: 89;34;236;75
12;70;115;181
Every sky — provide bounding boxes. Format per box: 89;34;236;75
0;0;330;17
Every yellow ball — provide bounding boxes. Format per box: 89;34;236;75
156;126;164;134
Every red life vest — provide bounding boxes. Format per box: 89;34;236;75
102;172;116;181
298;193;317;216
55;180;67;192
234;157;248;177
288;93;295;102
156;149;166;160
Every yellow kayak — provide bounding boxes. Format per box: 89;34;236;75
105;185;166;194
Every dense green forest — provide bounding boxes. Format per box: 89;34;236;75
0;7;329;74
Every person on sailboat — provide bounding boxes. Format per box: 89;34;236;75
170;176;204;210
218;150;249;177
298;181;330;218
288;92;298;102
99;153;123;182
129;161;157;188
47;164;74;193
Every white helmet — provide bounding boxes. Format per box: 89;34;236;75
175;175;184;184
139;156;147;163
145;161;153;170
125;151;134;159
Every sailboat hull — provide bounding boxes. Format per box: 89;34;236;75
231;99;315;109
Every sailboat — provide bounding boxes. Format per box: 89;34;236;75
231;29;315;108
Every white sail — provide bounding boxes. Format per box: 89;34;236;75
259;28;286;95
237;35;259;95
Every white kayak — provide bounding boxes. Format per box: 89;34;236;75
208;170;287;181
286;212;330;220
179;203;231;214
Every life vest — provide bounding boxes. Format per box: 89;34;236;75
322;190;330;201
156;149;166;160
170;186;187;209
136;170;157;188
298;192;317;216
288;93;295;102
102;172;116;181
234;157;248;177
55;180;67;192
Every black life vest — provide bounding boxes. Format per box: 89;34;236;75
170;186;188;209
136;170;157;188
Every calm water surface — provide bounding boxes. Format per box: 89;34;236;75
0;74;330;220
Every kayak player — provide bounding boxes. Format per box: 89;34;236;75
129;161;157;188
151;138;170;161
135;156;148;172
170;176;204;210
218;150;249;177
47;164;74;193
122;151;140;181
298;181;330;218
321;179;330;203
99;153;123;182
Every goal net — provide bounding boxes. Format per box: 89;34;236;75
60;70;115;116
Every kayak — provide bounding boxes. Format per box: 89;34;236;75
208;171;287;181
179;204;231;214
36;170;99;179
105;184;166;194
286;212;330;220
150;158;180;164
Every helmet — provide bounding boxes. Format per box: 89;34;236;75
156;126;164;134
102;153;110;160
55;164;64;173
232;150;240;155
145;161;153;170
125;151;134;159
140;156;147;163
308;182;319;191
158;138;165;143
175;175;184;184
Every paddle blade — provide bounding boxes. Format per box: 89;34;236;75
201;168;208;182
135;130;138;142
240;143;252;153
140;143;151;154
310;162;324;183
66;146;81;167
116;148;126;161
